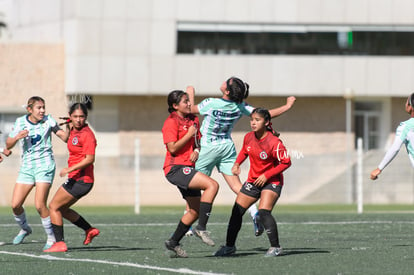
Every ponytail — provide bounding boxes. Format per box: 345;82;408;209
409;93;414;107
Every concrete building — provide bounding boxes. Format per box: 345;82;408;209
0;0;413;206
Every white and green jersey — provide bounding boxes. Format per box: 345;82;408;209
378;117;414;170
198;98;254;146
9;114;60;168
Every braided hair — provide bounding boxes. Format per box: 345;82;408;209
251;108;280;137
226;77;249;104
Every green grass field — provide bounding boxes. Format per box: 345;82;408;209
0;205;413;275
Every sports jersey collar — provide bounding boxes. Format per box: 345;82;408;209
71;124;89;132
170;111;193;122
25;114;45;125
220;98;233;103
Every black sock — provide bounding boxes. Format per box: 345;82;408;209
226;203;246;247
73;216;92;231
52;224;64;242
258;209;280;247
196;202;212;231
170;220;191;244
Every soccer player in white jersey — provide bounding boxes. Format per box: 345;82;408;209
187;77;295;237
6;96;69;250
371;93;414;180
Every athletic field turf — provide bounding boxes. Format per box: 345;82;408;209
0;205;413;275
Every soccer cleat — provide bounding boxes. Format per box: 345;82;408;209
83;227;100;245
214;245;236;256
253;213;264;237
13;227;32;245
43;241;68;252
164;239;188;258
194;228;215;246
265;246;283;257
43;241;54;251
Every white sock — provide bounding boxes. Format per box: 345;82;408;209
14;211;31;231
41;216;55;243
247;204;258;219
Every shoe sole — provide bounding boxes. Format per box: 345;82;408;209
194;231;215;246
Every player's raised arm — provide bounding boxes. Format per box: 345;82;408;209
186;86;199;114
268;96;296;118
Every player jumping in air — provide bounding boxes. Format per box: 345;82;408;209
187;77;295;238
371;93;414;180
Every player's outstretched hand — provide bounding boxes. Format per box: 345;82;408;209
2;148;11;156
370;168;381;180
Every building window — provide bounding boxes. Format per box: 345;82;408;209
177;24;414;56
354;102;382;150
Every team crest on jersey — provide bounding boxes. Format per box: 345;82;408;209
182;167;192;175
72;136;79;145
259;151;268;160
30;134;41;145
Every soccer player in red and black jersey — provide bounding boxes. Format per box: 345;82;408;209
44;103;99;252
162;90;219;258
215;108;291;257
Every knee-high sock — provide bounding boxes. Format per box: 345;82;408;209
73;215;92;231
226;203;247;247
14;211;30;231
51;224;64;242
41;216;55;242
258;209;280;248
196;202;212;231
170;220;191;244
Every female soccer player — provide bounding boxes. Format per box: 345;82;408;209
162;90;219;257
44;103;99;252
6;96;69;250
187;77;295;236
371;93;414;180
214;108;291;257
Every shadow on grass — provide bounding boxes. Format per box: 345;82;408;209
204;247;330;258
69;246;151;252
252;247;330;256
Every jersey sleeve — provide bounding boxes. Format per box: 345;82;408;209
378;123;405;170
8;118;21;138
240;102;255;116
46;115;61;133
263;138;291;179
162;118;178;144
82;130;97;155
197;98;213;116
235;135;249;165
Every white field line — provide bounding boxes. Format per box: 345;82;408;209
1;220;414;228
0;251;231;275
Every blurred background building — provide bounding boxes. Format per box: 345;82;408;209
0;0;413;206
